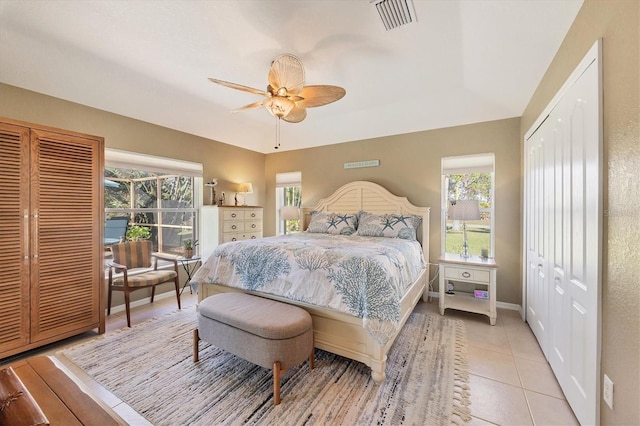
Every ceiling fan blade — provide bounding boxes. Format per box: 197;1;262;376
268;54;305;96
282;105;307;123
208;78;269;96
232;100;265;113
297;85;346;108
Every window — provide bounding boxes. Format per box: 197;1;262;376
275;171;302;235
105;149;203;255
441;154;495;257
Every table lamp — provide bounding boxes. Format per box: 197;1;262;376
448;200;480;258
238;182;253;206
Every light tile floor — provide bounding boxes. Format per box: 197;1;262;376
2;293;578;425
415;299;579;425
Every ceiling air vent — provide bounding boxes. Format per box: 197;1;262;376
371;0;417;31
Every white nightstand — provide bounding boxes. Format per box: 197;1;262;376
438;253;498;325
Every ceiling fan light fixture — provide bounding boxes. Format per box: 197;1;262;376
265;97;295;118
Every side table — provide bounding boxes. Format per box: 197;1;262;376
179;256;202;296
438;253;498;325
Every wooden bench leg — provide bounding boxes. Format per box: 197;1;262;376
193;329;200;362
273;361;281;405
309;335;315;369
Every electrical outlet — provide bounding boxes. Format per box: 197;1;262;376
603;374;614;409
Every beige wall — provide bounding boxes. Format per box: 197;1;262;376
265;117;522;304
521;0;639;423
0;83;266;307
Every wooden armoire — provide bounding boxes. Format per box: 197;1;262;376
0;117;105;359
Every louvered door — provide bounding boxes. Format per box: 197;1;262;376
0;118;104;359
0;122;31;354
30;129;102;342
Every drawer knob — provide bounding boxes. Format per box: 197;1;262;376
251;236;256;239
461;271;471;278
231;238;237;241
231;213;237;218
251;213;256;217
251;224;256;228
231;225;237;230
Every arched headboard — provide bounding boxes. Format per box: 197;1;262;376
302;181;430;261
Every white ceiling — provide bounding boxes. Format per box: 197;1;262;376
0;0;583;154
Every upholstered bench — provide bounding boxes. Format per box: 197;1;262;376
193;292;314;405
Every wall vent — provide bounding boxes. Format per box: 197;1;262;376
371;0;417;31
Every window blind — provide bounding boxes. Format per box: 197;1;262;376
275;171;302;188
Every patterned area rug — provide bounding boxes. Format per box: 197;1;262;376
61;308;471;425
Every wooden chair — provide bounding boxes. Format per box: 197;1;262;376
107;240;181;327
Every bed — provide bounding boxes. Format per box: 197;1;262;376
192;181;430;382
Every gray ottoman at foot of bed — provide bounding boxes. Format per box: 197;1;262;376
193;292;314;405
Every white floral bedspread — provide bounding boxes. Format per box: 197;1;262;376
190;233;426;344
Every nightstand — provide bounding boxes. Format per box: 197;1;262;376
438;253;498;325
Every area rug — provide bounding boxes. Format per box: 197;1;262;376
60;308;471;425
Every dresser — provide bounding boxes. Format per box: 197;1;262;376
200;206;263;260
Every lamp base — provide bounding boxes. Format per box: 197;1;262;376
461;223;472;258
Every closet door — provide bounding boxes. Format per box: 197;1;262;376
0;123;30;354
524;41;601;426
525;123;548;352
30;129;103;342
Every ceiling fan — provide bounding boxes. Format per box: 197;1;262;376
209;54;346;148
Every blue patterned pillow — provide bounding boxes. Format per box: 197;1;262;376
356;211;422;240
307;211;357;235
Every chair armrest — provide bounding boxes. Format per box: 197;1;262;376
153;253;178;262
107;260;127;270
152;252;179;272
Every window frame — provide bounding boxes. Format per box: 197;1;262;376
105;149;203;255
275;171;302;235
440;153;495;258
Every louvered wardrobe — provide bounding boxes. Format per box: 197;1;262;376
0;117;105;359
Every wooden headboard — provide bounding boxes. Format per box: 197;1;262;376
302;181;430;261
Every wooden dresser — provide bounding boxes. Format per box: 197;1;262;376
200;206;263;260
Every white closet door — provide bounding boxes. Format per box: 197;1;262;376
525;125;548;352
524;40;601;426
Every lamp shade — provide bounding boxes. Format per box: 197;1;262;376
448;200;481;221
238;182;253;194
280;206;300;221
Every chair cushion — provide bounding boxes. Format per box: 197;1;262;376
199;293;312;340
112;270;177;288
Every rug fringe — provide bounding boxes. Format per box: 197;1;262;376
450;321;472;424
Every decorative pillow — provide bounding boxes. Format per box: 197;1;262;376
356;211;422;240
307;211;357;235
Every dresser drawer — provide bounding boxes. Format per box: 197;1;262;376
222;232;261;243
443;266;490;283
223;210;244;220
245;209;262;220
223;221;243;232
244;221;262;232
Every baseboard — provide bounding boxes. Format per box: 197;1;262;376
427;291;521;312
106;290;177;315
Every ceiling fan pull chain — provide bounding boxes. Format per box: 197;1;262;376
274;117;281;149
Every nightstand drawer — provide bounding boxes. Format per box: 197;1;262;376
443;266;490;283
